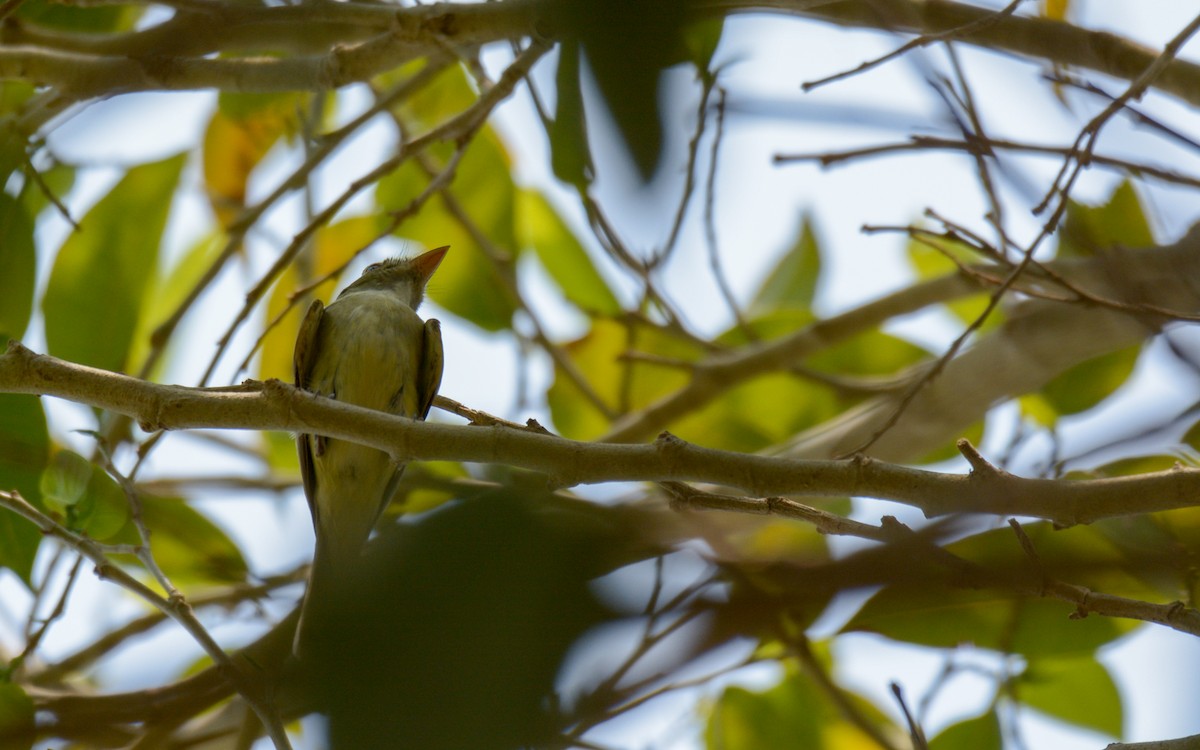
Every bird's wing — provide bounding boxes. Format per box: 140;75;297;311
417;318;444;421
294;298;325;512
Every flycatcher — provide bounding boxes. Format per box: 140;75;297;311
292;246;448;653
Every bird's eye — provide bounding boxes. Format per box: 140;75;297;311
364;262;383;273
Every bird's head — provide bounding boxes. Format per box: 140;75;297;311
341;245;449;309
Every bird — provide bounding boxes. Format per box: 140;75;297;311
292;245;448;654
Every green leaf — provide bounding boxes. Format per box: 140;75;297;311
110;495;248;584
683;17;725;73
0;394;49;586
905;232;1002;329
0;682;34;750
1018;655;1121;736
205;92;307;229
0;194;35;341
929;711;1002;750
16;0;140;32
43;154;186;373
547;318;703;440
39;450;92;514
517;189;618;315
1059;180;1153;258
750;215;822;316
130;231;226;379
1029;344;1140;422
843;523;1140;656
550;40;592;189
705;662;895;749
75;468;130;541
381;128;519;331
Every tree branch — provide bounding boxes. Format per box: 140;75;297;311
3;342;1200;525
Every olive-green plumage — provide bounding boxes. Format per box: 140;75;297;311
292;246;447;653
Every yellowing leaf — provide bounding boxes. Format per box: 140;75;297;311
203;93;305;229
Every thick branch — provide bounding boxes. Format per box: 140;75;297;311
2;342;1198;525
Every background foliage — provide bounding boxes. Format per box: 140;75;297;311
1;0;1200;748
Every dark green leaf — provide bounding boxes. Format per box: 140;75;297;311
43;154;186;372
553;0;688;180
550;40;592;189
517;189;618;315
0;682;34;750
16;0;139;32
0;194;35;341
0;394;49;586
683;18;725;73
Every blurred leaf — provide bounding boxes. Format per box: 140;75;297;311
129;231;226;378
0;119;24;190
683;17;725;73
929;711;1002;750
1024;345;1140;424
110;496;247;584
44;154;185;373
394;62;478;133
0;682;34;750
204;93;306;229
553;0;689;180
548;318;703;440
550;40;592;189
39;450;92;515
0;394;49;586
843;523;1140;656
76;468;130;541
0;194;35;341
517;189;618;315
750;215;822;316
18;161;75;222
1017;655;1121;736
1066;454;1180;479
1059;180;1153;258
16;0;139;32
906;232;1002;329
381;129;518;331
309;490;635;749
1041;0;1069;21
675;369;838;452
705;662;895;749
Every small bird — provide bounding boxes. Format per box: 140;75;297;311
292;246;448;653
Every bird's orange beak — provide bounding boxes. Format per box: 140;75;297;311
413;245;449;282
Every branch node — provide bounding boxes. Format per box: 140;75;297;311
957;438;998;475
